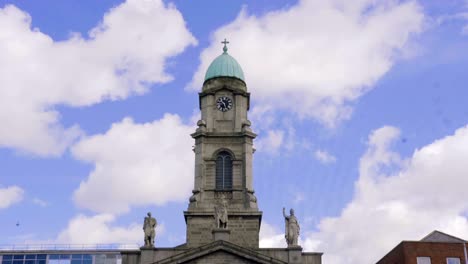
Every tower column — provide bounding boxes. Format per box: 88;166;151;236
185;41;261;249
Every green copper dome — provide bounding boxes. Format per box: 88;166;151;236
204;40;245;82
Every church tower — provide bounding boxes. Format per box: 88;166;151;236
184;40;262;248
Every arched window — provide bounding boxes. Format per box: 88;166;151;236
216;151;233;190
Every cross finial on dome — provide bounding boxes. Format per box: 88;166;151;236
221;38;229;53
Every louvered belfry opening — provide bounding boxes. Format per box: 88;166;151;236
216;151;233;190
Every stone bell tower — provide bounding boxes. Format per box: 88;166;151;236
184;40;262;248
121;40;322;264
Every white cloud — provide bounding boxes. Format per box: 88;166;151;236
293;192;306;204
0;0;196;156
260;221;321;250
436;11;468;35
0;185;24;209
259;222;286;248
462;25;468;35
72;114;194;214
255;129;285;155
189;0;424;127
306;124;468;264
56;214;154;245
314;149;337;164
32;198;48;207
254;117;301;155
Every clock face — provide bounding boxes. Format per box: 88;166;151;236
216;96;233;112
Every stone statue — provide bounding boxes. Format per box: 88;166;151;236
143;212;157;247
214;195;228;229
283;207;300;246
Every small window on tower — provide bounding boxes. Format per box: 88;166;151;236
216;151;233;190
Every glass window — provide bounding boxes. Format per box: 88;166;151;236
447;258;461;264
13;260;23;264
59;259;70;264
36;256;46;261
82;260;92;264
417;257;431;264
71;260;81;264
49;260;60;264
25;256;35;261
49;255;59;260
71;255;82;260
94;255;105;264
37;260;46;264
25;260;34;264
2;256;13;261
216;151;233;190
82;256;92;261
2;261;12;264
13;256;24;260
59;256;70;260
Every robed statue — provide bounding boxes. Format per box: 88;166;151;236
214;195;228;229
143;212;157;247
283;207;300;246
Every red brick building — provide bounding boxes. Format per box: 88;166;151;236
377;231;468;264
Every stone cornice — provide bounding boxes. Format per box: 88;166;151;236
191;131;257;139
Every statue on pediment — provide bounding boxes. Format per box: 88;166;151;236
143;212;157;247
283;207;300;247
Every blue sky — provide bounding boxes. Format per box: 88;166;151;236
0;0;468;263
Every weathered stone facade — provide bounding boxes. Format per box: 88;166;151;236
185;212;261;248
184;75;261;250
125;241;322;264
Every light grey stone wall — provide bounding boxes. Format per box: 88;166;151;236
186;75;261;249
184;251;254;264
199;89;248;133
185;214;213;248
185;212;261;248
122;247;322;264
302;253;322;264
121;253;140;264
191;111;256;211
138;248;189;264
226;215;260;248
257;249;322;264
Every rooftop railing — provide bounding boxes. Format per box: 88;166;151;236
0;244;140;251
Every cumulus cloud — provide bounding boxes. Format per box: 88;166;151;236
293;192;306;204
436;9;468;36
71;114;194;214
255;129;285;155
0;185;24;209
259;222;286;248
189;0;424;127
314;149;337;164
56;214;151;244
0;0;196;156
254;117;301;155
32;198;48;207
457;12;468;35
306;125;468;264
260;221;320;250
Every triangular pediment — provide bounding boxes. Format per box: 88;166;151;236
421;230;467;243
154;240;286;264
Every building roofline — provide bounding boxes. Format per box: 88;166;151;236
0;243;140;253
421;230;467;243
